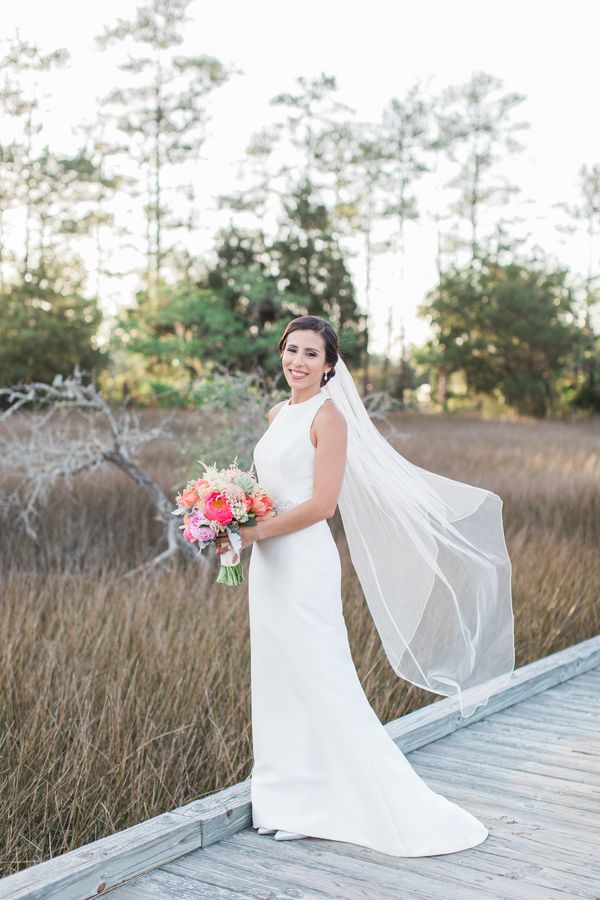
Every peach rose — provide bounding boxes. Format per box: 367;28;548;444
251;494;274;517
178;487;200;508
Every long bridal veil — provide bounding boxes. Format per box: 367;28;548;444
323;352;515;717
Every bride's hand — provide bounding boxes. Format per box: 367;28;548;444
214;532;242;558
214;512;274;558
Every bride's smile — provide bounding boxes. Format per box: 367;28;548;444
282;334;332;401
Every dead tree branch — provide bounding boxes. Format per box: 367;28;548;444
0;367;201;572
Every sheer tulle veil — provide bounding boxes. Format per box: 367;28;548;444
322;351;515;718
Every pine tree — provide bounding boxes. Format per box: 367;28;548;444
0;259;104;386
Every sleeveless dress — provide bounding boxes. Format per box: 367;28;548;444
248;387;488;857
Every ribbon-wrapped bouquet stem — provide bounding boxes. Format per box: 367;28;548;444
172;458;274;586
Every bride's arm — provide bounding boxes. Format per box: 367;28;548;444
252;401;348;542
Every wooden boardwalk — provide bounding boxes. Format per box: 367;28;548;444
2;635;599;899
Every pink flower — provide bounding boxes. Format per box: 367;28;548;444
204;491;234;526
190;511;211;527
189;512;215;542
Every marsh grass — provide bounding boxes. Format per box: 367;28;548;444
1;408;599;874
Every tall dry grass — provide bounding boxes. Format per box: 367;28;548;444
1;408;599;875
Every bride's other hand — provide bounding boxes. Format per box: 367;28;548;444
251;510;275;543
214;512;274;557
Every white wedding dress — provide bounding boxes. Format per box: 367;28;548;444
248;388;488;857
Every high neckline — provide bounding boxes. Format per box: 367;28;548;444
287;389;324;407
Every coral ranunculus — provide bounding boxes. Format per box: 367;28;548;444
179;487;200;508
204;491;234;525
251;494;274;517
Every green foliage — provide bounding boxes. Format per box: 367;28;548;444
419;256;579;417
570;377;600;411
206;226;305;376
568;326;600;412
114;281;246;382
0;261;105;387
269;181;367;364
114;258;301;393
114;185;368;395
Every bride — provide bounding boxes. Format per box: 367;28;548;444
215;315;514;857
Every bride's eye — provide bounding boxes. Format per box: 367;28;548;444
288;349;316;357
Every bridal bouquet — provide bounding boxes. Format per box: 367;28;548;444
172;458;274;586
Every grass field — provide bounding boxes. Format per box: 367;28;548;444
1;407;599;875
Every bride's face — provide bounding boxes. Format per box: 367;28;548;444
281;331;331;390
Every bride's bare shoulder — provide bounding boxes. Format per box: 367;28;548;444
320;396;345;418
315;397;347;432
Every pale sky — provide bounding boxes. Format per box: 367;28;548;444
2;0;599;357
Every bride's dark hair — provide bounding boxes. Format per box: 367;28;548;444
279;316;339;387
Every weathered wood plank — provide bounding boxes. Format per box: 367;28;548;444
227;827;588;900
412;736;600;790
0;811;205;900
531;681;600;707
443;704;599;742
497;677;600;713
519;691;599;719
426;786;600;854
531;682;600;706
165;847;402;900
468;715;599;746
412;757;600;833
438;728;600;783
0;780;253;900
486;706;600;737
170;778;252;846
443;708;595;745
451;723;596;761
224;830;526;900
105;866;251;898
401;764;600;857
412;741;600;796
457;692;600;731
243;820;600;899
560;667;600;685
442;710;596;745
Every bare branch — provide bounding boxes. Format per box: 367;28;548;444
0;368;201;569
